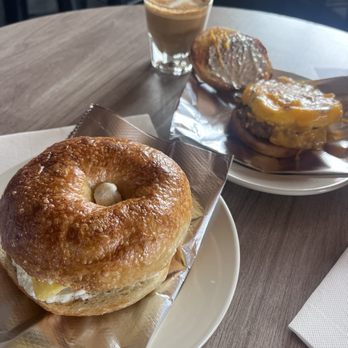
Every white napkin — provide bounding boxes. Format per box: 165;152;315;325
0;114;156;176
289;248;348;348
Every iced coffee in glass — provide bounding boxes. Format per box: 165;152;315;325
144;0;213;76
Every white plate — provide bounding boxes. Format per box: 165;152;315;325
150;197;240;348
0;163;240;348
229;163;348;196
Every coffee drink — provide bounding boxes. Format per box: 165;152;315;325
145;0;211;55
144;0;212;75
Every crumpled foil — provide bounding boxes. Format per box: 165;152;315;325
0;105;232;348
170;72;348;175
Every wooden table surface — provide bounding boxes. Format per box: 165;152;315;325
1;5;348;348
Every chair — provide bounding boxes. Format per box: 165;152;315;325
107;0;143;4
3;0;73;24
3;0;143;26
57;0;73;11
3;0;28;23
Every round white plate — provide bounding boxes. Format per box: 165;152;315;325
0;165;240;348
229;163;348;196
150;197;240;348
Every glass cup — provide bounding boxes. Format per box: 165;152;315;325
144;0;213;76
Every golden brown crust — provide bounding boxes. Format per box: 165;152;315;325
0;137;192;296
191;27;272;91
230;110;298;158
42;267;168;316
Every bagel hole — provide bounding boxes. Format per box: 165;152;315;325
96;182;135;200
92;181;124;206
108;182;132;200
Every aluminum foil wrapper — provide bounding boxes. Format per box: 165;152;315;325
0;105;232;348
170;73;348;175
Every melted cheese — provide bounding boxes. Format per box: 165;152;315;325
242;76;343;129
270;126;327;149
32;279;66;301
13;261;94;303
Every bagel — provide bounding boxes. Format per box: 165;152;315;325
0;136;192;316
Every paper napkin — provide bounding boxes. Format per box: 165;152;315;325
0;114;156;176
289;248;348;348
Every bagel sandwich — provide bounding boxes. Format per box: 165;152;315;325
0;137;192;316
230;77;343;158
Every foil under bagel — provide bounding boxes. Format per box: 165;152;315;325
0;105;232;348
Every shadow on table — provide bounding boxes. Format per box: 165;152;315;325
96;60;189;139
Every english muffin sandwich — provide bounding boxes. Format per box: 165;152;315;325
230;77;343;157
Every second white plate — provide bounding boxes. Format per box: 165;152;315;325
150;197;240;348
229;163;348;196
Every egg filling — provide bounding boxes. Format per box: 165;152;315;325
13;261;93;304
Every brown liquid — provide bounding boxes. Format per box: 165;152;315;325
145;0;211;56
